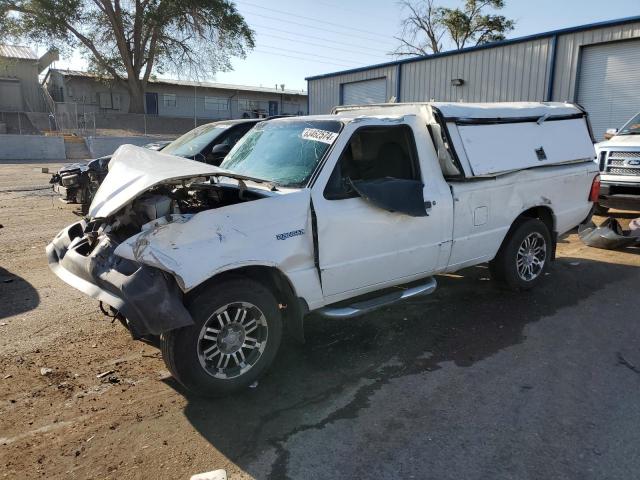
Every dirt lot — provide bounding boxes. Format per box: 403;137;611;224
1;161;640;480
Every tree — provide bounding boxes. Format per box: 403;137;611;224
392;0;515;57
0;0;255;113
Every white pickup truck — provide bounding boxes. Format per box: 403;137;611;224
47;102;599;396
595;111;640;213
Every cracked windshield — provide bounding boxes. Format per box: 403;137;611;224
220;120;342;187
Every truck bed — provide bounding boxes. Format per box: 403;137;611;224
445;161;597;272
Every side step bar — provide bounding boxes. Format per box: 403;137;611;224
317;277;437;319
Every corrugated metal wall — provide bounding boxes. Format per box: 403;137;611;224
308;65;397;115
400;37;551;103
308;20;640;114
551;21;640;101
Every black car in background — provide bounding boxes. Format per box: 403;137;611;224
50;118;264;212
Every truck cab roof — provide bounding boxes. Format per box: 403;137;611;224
331;101;586;121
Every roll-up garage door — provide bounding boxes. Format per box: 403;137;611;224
342;78;387;105
577;39;640;141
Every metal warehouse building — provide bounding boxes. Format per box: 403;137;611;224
306;16;640;139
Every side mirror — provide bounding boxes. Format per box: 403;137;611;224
202;144;232;166
210;143;231;159
604;128;618;140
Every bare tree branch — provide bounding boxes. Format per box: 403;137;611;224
391;0;514;57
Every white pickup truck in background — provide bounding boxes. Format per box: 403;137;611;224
47;102;599;397
595;111;640;213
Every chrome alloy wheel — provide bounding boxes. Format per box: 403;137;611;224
516;232;546;281
197;302;268;379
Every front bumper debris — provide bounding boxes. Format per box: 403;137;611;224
578;218;640;250
46;221;193;336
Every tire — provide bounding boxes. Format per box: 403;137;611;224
160;277;282;397
593;203;609;216
489;218;551;291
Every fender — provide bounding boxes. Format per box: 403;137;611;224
114;189;317;293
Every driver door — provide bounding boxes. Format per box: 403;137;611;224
310;121;452;300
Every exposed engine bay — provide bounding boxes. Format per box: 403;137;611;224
98;179;269;242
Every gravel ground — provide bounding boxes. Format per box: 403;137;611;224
1;161;639;480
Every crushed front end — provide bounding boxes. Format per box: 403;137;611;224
46;144;277;338
46;218;193;337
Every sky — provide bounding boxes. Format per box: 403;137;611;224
47;0;640;92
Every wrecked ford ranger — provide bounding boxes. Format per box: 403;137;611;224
47;102;599;397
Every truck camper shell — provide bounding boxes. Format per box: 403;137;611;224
333;102;597;178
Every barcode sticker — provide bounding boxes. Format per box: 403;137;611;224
301;128;339;144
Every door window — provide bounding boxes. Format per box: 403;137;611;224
324;125;420;199
216;123;256;148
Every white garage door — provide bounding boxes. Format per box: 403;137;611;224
577;39;640;141
342;78;387;105
0;79;23;111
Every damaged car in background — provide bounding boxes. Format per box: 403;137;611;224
47;103;599;397
50;118;264;211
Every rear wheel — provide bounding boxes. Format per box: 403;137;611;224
160;277;282;397
490;218;551;291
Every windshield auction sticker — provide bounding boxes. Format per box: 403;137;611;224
301;128;338;144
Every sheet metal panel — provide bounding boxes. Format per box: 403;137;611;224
551;21;640;102
342;78;387;105
576;38;640;140
308;65;397;114
455;118;595;176
400;38;552;103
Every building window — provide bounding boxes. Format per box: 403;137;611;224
98;92;121;110
99;92;112;109
163;93;176;107
238;99;260;112
204;96;228;111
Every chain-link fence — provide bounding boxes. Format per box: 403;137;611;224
1;91;306;137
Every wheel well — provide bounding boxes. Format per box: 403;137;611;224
188;266;307;342
518;206;555;235
508;205;557;259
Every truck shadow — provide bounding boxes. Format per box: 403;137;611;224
166;257;638;478
0;267;39;319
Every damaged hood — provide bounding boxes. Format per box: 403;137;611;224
88;144;232;219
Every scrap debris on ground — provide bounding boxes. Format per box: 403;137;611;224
579;216;640;250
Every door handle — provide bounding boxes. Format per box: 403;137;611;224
424;200;435;209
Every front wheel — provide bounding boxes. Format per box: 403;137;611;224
161;277;282;397
489;218;551;291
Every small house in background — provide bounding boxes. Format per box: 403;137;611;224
45;69;308;120
0;44;58;112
